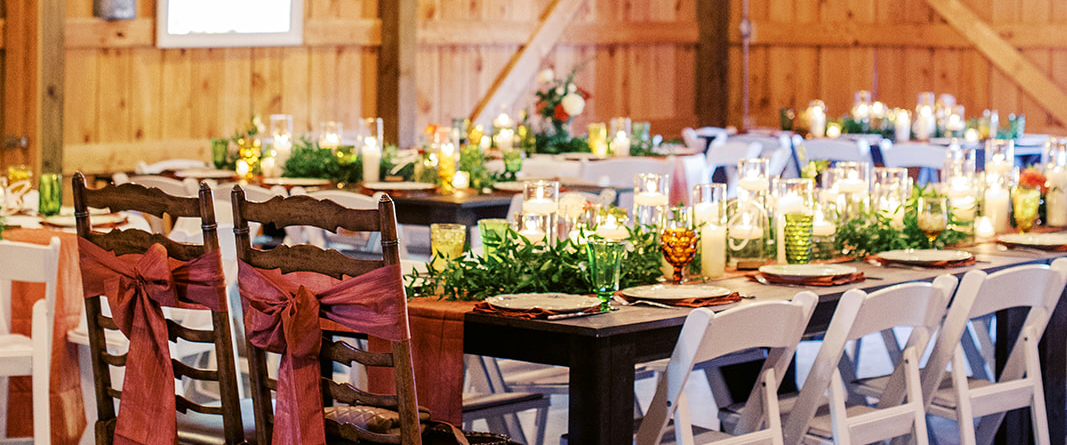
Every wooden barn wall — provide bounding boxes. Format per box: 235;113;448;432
728;0;1067;136
61;0;699;175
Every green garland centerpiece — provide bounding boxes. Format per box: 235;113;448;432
835;185;969;257
405;226;664;302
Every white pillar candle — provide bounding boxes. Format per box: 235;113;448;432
914;106;934;140
812;220;836;237
518;228;546;245
452;171;470;189
809;107;826;138
595;215;629;240
610;131;630;157
260;156;277;178
1047;168;1067;226
693;202;719;224
895;109;911;143
633;192;669;207
836;178;866;193
700;224;726;278
738;176;770;192
362;137;382;183
274;134;292;168
523;198;557;214
984;186;1011;233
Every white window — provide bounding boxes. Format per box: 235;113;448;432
156;0;304;48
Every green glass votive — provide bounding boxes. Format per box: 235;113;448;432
38;173;62;217
587;238;626;306
784;213;814;264
478;218;510;259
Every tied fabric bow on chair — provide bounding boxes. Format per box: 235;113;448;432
78;239;226;445
238;262;408;445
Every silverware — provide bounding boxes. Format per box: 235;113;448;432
753;274;805;287
547;308;616;320
612;295;677;309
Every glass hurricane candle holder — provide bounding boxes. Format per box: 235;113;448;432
319;121;342;151
832;161;870;221
633;173;670;230
587;123;608;156
513;212;550;246
693;184;727;279
776;179;815;264
1046;139;1067;226
985;139;1015;177
812;190;839;260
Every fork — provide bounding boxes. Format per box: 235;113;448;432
612;295;676;309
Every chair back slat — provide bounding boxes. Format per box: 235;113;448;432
231;185;420;445
72;172;245;445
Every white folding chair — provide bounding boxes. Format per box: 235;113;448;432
134;159;208;174
636;293;818;445
781;275;958;445
880;141;948;185
890;259;1067;445
704;141;762;198
796;138;872;165
0;237;60;445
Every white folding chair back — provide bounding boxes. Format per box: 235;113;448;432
578;157;673;188
705;141;762;198
796;138;871;164
0;237;60;444
913;259;1067;445
783;275;958;445
880;141;948;184
134;159;208;174
636;293;818;445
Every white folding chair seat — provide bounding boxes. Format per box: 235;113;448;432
796;138;871;165
777;275;958;445
0;237;60;444
636;294;818;445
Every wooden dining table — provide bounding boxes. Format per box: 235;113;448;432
436;242;1067;445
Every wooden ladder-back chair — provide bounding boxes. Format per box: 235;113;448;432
230;186;425;445
72;172;246;445
635;293;818;445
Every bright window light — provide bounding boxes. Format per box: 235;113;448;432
157;0;303;48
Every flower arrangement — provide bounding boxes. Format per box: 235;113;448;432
211;115;265;169
533;66;592;154
1018;167;1048;193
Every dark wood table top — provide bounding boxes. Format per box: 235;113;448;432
461;242;1067;445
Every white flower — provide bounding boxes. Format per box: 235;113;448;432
561;93;585;117
555;86;565;96
568;83;577;93
536;69;554;84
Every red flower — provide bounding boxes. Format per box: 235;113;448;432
1019;168;1048;193
576;87;592;100
553;104;570;122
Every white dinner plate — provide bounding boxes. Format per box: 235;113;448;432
492;181;525;192
58;206;110;216
485;293;601;313
877;249;973;264
174;168;236;179
42;213;127;227
620;283;732;301
758;264;857;278
261;177;332;187
998;232;1067;247
363;181;436;191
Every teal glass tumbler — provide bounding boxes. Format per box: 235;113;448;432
38;173;62;217
478;218;510;259
587;238;626;306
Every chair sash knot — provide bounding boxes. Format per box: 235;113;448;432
78;238;225;445
238;261;408;445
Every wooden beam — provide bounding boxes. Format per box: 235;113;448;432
41;0;64;174
377;0;417;149
468;0;586;126
4;0;39;173
924;0;1067;133
696;0;729;127
0;19;6;48
418;21;699;46
302;18;381;46
731;21;1067;49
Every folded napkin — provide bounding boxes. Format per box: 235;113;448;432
472;301;603;319
616;291;742;308
751;271;866;286
867;255;976;269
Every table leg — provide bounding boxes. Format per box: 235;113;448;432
568;335;637;445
